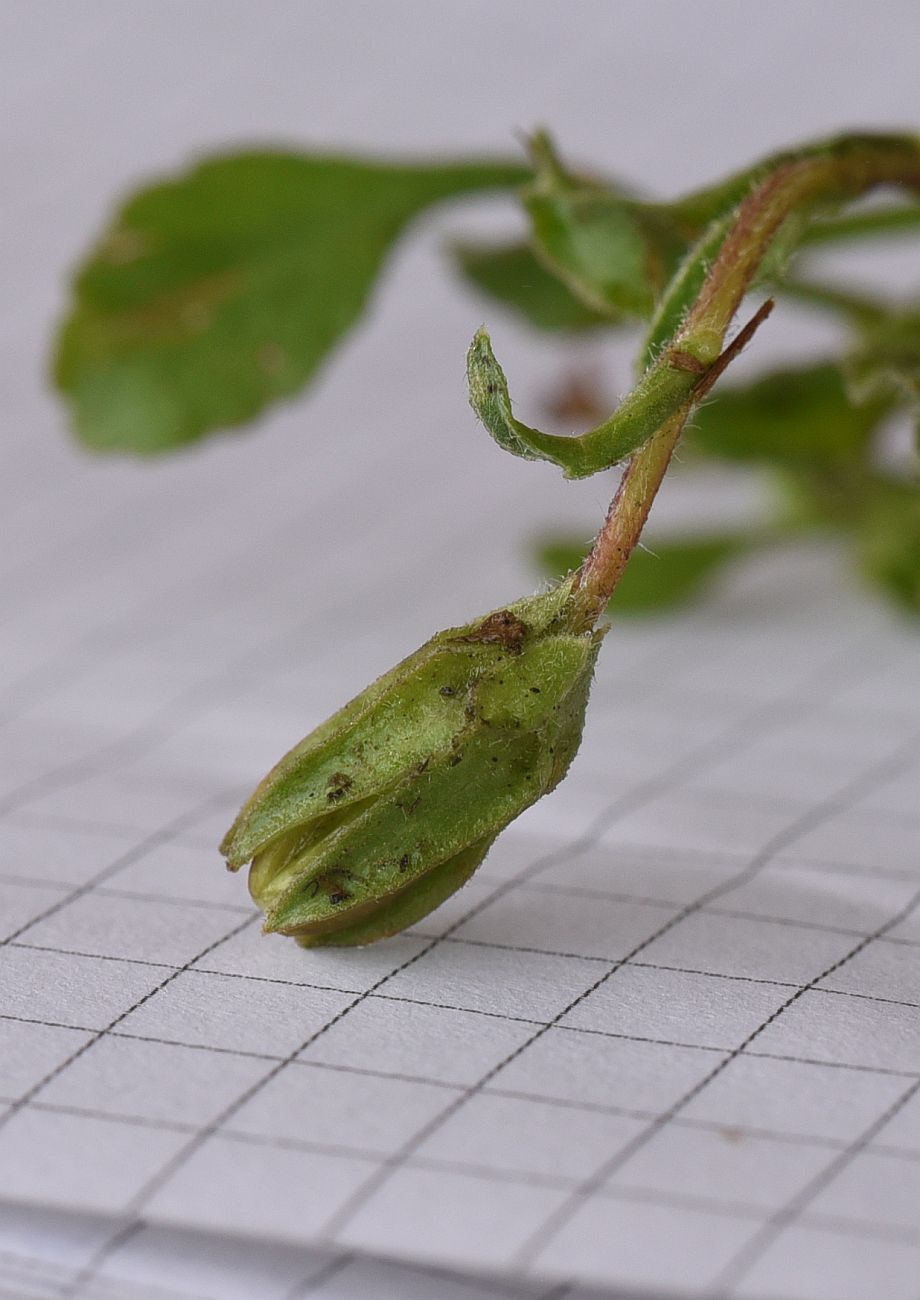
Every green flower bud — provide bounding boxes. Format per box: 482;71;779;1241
220;579;604;947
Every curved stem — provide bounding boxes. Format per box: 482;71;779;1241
573;299;774;621
571;138;920;626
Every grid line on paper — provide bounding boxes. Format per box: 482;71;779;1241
4;8;918;1300
7;644;920;1294
0;792;239;950
4;969;920;1075
711;1077;920;1291
7;686;920;1294
303;721;920;1251
9;1040;920;1177
0;912;259;1129
4;441;920;1300
78;649;887;1120
512;879;920;1272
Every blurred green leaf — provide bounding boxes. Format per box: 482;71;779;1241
800;202;920;248
53;151;527;453
857;479;920;613
452;240;617;332
691;361;890;468
523;133;687;320
846;310;920;443
537;533;747;614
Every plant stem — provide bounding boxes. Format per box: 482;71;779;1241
571;139;920;626
573;299;774;622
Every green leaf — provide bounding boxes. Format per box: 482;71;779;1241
846;310;920;444
53;150;527;453
452;240;617;332
690;361;891;468
523;133;687;320
856;479;920;613
800;202;920;248
466;326;700;479
537;533;746;614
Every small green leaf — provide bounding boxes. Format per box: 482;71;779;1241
466;327;580;467
523;133;687;320
452;240;617;332
53;150;527;453
537;533;747;614
466;326;700;479
691;362;891;468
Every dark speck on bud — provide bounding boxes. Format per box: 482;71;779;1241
220;577;604;947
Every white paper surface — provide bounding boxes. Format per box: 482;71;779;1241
2;4;920;1297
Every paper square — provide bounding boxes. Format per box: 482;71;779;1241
413;1092;645;1182
0;1108;189;1214
872;1085;920;1154
0;821;130;889
736;1222;920;1300
229;1062;459;1156
381;942;603;1022
490;1027;725;1114
39;1035;270;1126
301;996;536;1087
640;911;856;984
106;839;248;909
560;965;792;1050
451;890;679;962
0;1020;91;1102
778;808;920;876
600;787;801;858
818;937;920;1002
0;946;164;1030
681;1054;909;1141
22;891;245;967
713;865;920;935
0;880;73;942
805;1146;920;1233
535;1191;764;1292
195;924;429;995
751;988;920;1073
335;1166;568;1272
530;844;743;906
145;1132;373;1239
609;1122;835;1211
117;969;353;1057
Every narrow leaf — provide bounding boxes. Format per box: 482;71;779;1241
452;240;617;332
467;327;699;479
800;203;920;248
53;151;527;453
523;133;687;320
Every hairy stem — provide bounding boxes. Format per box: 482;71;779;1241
571;137;920;625
573;300;774;621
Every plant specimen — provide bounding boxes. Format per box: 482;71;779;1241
54;132;920;944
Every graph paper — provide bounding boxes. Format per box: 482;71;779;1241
3;4;920;1298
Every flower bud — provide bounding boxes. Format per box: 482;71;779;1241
220;580;603;947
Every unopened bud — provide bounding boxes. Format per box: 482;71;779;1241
220;580;603;947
